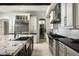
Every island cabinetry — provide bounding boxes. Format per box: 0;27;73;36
15;36;33;56
15;45;26;56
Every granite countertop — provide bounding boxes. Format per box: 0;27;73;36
0;34;33;41
48;33;79;53
0;34;33;56
0;41;27;56
58;38;79;53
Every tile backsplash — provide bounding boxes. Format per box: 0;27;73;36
15;23;29;33
53;25;79;39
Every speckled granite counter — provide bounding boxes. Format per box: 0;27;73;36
0;41;27;56
0;35;33;56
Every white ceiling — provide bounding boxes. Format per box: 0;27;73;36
0;5;49;17
0;5;49;13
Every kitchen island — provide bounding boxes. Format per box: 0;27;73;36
0;35;33;56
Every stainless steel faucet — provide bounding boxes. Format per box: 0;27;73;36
14;33;16;38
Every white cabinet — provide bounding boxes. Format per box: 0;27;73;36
61;3;66;26
61;3;79;28
66;3;74;28
61;3;74;28
33;35;38;43
52;39;59;56
52;39;57;56
30;16;38;43
15;14;30;23
49;38;79;56
66;3;79;28
66;46;79;56
58;41;79;56
76;4;79;28
59;42;67;56
30;16;38;33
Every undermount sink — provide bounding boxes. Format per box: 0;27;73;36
15;37;30;41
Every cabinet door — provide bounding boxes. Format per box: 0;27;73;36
61;3;66;26
30;16;37;33
66;46;79;56
76;4;79;28
52;39;59;56
59;42;67;56
66;3;73;28
53;39;56;56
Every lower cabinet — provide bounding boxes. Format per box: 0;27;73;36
16;45;26;56
59;42;67;56
59;42;79;56
26;36;33;56
16;36;33;56
53;39;59;56
66;46;79;56
58;41;79;56
27;44;32;56
48;36;79;56
48;35;59;56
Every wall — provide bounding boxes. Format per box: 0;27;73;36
30;11;46;18
54;25;79;39
0;13;15;33
0;12;30;33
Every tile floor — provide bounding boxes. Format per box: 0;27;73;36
32;42;52;56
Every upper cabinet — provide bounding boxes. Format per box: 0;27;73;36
15;13;30;24
61;3;74;28
66;3;73;28
15;13;30;33
61;3;79;29
47;3;79;29
61;3;66;26
16;15;28;23
75;4;79;28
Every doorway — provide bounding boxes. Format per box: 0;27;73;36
39;18;46;43
40;24;45;39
